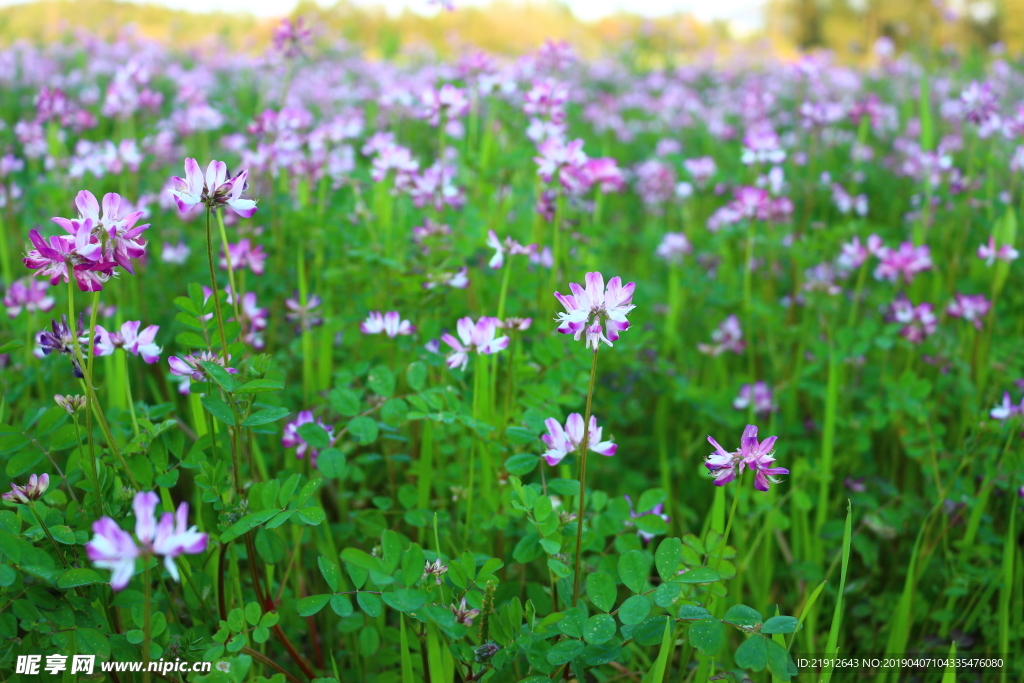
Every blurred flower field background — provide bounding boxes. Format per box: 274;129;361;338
0;0;1022;681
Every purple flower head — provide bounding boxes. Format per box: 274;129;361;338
86;491;207;590
361;311;415;338
273;17;312;58
698;315;745;357
50;191;150;276
282;411;334;466
887;296;937;344
541;413;616;466
977;236;1019;266
285;292;324;331
168;351;239;386
946;293;991;330
36;315;88;378
486;230;535;269
3;277;54;318
2;473;49;504
23;225;114;292
554;271;635;350
94;321;161;363
170;158;258;217
733;382;776;415
990;392;1022;421
54;394;87;415
221;239;266;275
655;232;692;265
441;317;509;371
450;597;481;626
706;425;788;492
874;242;932;284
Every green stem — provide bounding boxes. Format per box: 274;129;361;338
205;208;230;358
30;503;68;568
123;353;139;438
215;210;242;321
66;278;139;489
571;348;599;608
142;564;152;682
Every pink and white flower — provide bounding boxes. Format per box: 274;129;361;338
440;317;508;371
554;271;635;350
361;311;415;338
541;413;617;466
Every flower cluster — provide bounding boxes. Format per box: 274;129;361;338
541;413;617;466
441;317;509;371
86;491;208;590
706;425;788;491
554;271;635;350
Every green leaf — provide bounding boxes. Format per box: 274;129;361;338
678;604;712;620
56;568;102;589
0;339;25;355
734;635;768;671
676;566;720;584
381;589;428;613
655;537;682;582
761;616;799;634
317;448;347;479
198;361;240;393
241;407;290;427
723;604;763;630
245;602;262;627
220;509;279;542
357;591;383;617
505;426;537;444
348;416;378;445
636;488;666;512
583;614;617;644
582;642;622;666
766;638;796;680
381;399;409;426
234;379;284;394
586;571;617;613
505;453;539;476
297;421;331;449
330;594;353;617
318;556;341;592
296;594;331;617
545;639;585;666
329;387;360;416
688;617;724;656
368;365;396;397
406;362;427;391
341;547;387;574
617;550;650;593
227;608;245;632
200;396;235;426
617;594;651;625
634;514;667;536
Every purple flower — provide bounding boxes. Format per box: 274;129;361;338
285;292;324;331
221;239;266;275
23;226;113;293
874;242;932;284
51;191;150;275
733;382;776;416
170;158;258;217
94;321;161;363
2;473;49;503
282;411;334;465
440;317;508;371
554;271;635;350
655;232;692;265
698;315;745;357
36;315;88;378
3;277;54;318
977;236;1019;266
990;392;1022;421
161;240;191;265
706;425;788;492
361;311;415;338
946;294;991;330
450;597;481;626
541;413;616;466
486;230;535;269
887;296;937;344
273;17;312;58
86;491;208;590
168;351;238;385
